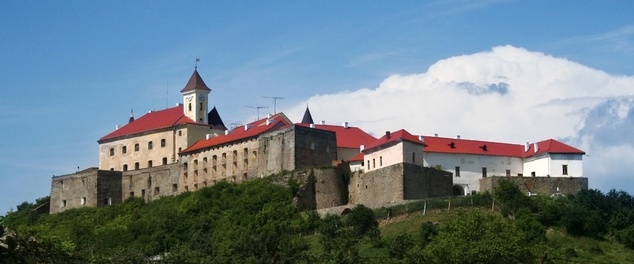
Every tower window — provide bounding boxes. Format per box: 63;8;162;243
161;139;166;147
188;103;192;112
148;141;153;150
200;102;203;111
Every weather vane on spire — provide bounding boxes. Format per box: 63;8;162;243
195;58;200;70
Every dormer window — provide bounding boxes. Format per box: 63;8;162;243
448;142;455;148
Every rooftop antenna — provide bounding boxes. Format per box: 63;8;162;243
244;105;268;120
195;57;200;70
262;96;285;114
166;80;169;109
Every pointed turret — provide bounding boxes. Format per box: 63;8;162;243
180;70;211;93
301;106;314;124
128;109;135;123
208;106;227;130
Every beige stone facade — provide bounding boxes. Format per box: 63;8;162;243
50;168;122;214
98;123;215;171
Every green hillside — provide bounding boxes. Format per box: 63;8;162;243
3;179;634;263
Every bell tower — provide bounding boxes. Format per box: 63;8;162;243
181;69;211;123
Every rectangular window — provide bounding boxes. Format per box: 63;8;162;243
531;171;536;177
154;187;160;196
134;143;139;152
455;166;460;177
379;156;383;166
141;189;145;198
123;164;128;171
506;169;511;176
482;167;487;178
412;152;416;163
148;160;153;168
148;141;153;150
373;158;376;169
134;162;140;170
172;184;178;193
81;197;86;205
161;139;166;147
122;146;127;154
104;198;112;206
162;157;168;165
367;160;370;170
109;148;115;156
562;165;568;175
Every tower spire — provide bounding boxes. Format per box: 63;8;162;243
128;109;135;123
301;105;314;124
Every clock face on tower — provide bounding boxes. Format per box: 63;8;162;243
199;94;205;100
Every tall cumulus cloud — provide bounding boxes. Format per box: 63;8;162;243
285;45;634;192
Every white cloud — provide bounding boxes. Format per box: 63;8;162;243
285;45;634;191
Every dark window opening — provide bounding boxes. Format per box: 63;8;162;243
123;164;128;171
134;143;139;152
134;162;140;170
109;148;114;156
562;165;568;175
122;146;127;154
148;160;153;168
455;166;460;177
482;167;487;178
161;139;166;147
148;141;153;150
506;169;511;176
162;157;168;165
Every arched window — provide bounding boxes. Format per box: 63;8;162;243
188;103;192;111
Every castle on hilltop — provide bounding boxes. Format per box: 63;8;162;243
49;69;588;214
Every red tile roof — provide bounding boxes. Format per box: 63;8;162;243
349;152;364;162
423;136;524;157
295;123;377;149
524;139;585;156
422;136;585;157
180;113;292;154
364;129;425;151
180;70;211;93
99;105;202;142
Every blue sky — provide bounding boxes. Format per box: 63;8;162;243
2;1;634;214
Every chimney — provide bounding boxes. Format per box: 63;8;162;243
266;119;271;126
434;133;438;137
205;134;212;140
360;145;365;152
419;135;424;142
385;131;391;139
456;135;461;139
533;142;539;153
343;122;349;128
524;142;529;152
115;124;120;130
309;123;315;128
321;120;326;125
244;124;249;131
224;130;229;135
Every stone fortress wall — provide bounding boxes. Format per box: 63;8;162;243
50;168;122;214
480;176;589;196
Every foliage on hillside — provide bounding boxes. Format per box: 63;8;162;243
4;179;634;263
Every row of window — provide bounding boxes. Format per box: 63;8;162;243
365;153;417;170
128;184;178;199
451;164;569;178
60;197;111;208
109;139;167;156
119;157;169;171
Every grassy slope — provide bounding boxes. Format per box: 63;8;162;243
307;208;634;262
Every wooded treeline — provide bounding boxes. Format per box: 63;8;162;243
3;179;634;263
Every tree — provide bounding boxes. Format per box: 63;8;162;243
493;180;535;217
424;209;536;264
